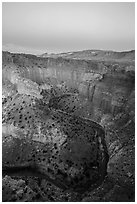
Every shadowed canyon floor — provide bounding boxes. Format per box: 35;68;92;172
2;50;135;201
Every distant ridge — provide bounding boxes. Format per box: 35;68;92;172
38;49;135;62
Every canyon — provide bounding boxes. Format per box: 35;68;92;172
2;50;135;201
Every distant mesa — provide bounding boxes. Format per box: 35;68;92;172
38;49;135;62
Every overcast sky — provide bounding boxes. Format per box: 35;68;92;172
2;2;135;54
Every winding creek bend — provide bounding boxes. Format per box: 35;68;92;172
2;119;109;193
2;51;135;201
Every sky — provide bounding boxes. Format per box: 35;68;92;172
2;2;135;54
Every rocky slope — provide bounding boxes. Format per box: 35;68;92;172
2;50;135;201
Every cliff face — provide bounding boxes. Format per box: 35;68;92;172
2;51;135;122
2;51;135;201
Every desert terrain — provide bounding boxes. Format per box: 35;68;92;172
2;49;135;201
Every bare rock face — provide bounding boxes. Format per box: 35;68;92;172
2;51;135;201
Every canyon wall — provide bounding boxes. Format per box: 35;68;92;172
2;51;135;122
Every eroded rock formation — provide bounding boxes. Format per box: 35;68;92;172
2;50;135;201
